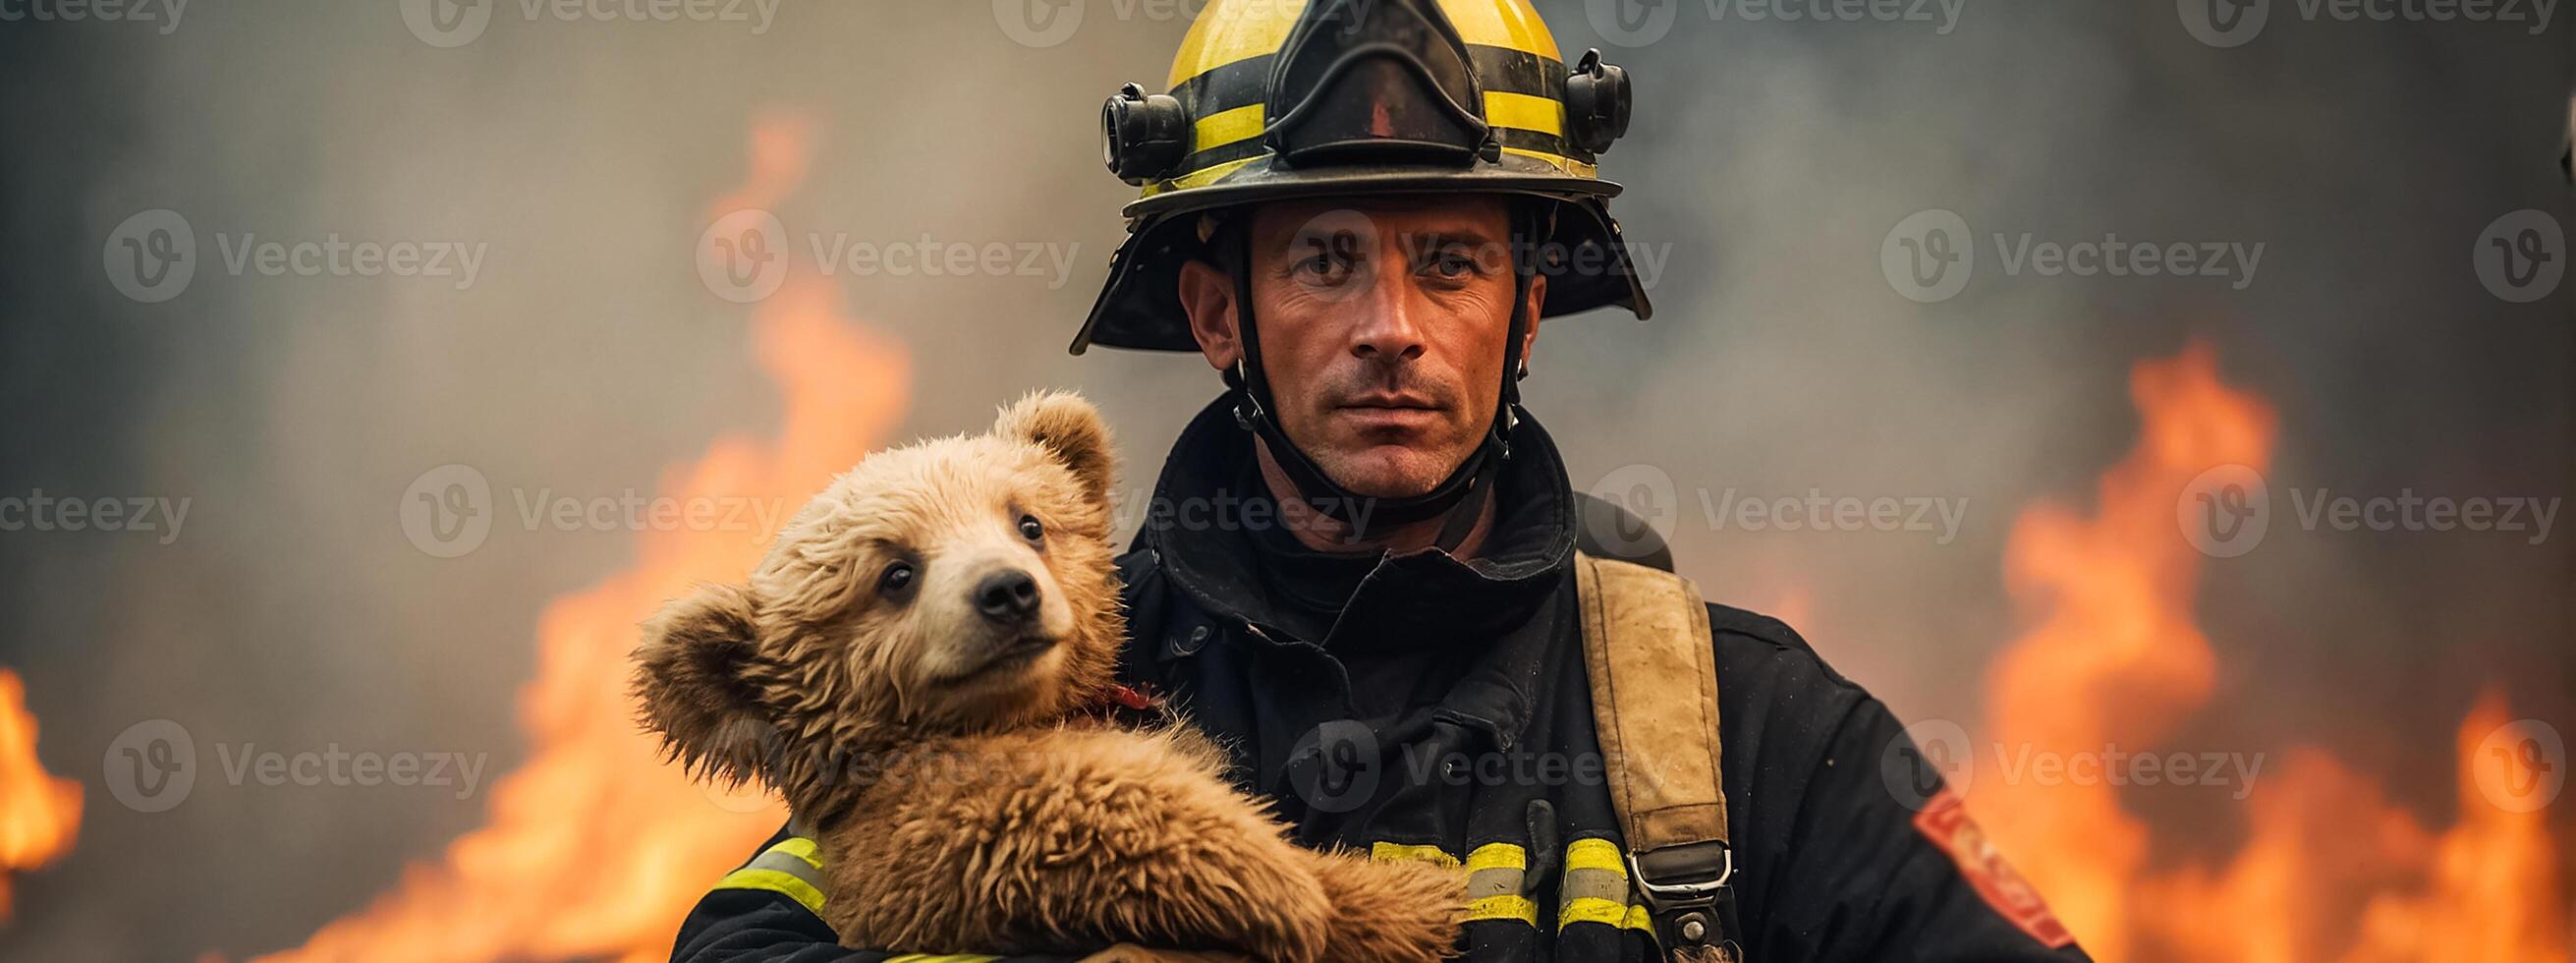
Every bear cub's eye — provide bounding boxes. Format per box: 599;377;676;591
1017;514;1045;542
877;560;918;600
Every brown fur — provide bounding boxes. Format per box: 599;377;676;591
635;391;1464;961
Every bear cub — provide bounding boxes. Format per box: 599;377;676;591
634;391;1462;961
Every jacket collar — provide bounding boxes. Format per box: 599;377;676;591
1137;395;1578;745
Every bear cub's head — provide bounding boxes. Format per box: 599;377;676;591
633;391;1124;816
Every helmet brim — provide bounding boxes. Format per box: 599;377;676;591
1123;155;1622;220
1073;164;1652;355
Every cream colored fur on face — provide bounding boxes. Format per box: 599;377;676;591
634;391;1464;961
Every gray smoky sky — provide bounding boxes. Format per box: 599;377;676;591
1;2;2569;960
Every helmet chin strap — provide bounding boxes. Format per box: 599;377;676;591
1226;208;1538;552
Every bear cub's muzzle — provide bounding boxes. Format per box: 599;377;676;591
974;568;1043;624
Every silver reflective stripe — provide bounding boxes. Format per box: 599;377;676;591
1467;861;1525;902
1560;865;1628;904
1463;842;1540;926
1559;838;1644;931
711;834;830;916
745;836;826;890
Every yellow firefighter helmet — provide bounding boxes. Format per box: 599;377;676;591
1072;0;1652;354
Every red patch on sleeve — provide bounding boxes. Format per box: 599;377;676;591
1102;683;1157;711
1087;683;1160;714
1912;789;2076;949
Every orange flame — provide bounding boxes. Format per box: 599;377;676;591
0;668;84;923
257;114;911;963
1972;341;2568;962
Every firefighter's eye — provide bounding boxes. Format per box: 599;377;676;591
1018;515;1044;541
1428;249;1481;279
877;560;917;600
1289;237;1358;284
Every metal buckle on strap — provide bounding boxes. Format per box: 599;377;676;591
1630;842;1736;955
1629;842;1733;909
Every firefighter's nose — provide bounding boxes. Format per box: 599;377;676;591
973;569;1041;623
1349;273;1428;363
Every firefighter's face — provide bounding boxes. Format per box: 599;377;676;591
1179;196;1544;499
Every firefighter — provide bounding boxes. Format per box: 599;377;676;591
670;1;2092;960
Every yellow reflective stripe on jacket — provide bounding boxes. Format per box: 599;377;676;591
1564;837;1624;873
1463;843;1535;925
1559;838;1652;933
1373;841;1538;925
713;867;825;916
1468;893;1541;926
713;834;829;916
1560;896;1630;928
1371;841;1463;868
1465;841;1526;873
1365;838;1657;934
769;834;823;870
1623;903;1654;933
882;955;1002;963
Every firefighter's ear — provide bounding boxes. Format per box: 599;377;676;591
632;583;774;789
996;389;1116;508
1177;256;1243;372
1520;273;1546;372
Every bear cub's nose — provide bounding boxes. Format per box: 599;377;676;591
974;569;1042;623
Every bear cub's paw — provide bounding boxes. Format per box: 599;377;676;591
1311;853;1469;962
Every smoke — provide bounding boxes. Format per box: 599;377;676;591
0;2;2567;959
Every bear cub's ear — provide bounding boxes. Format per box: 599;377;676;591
995;389;1115;506
632;583;775;789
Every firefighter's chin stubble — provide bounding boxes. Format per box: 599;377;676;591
1247;198;1539;499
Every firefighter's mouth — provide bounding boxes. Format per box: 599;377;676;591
1338;390;1440;410
1335;395;1444;425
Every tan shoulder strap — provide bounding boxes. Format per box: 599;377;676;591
1574;551;1739;960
